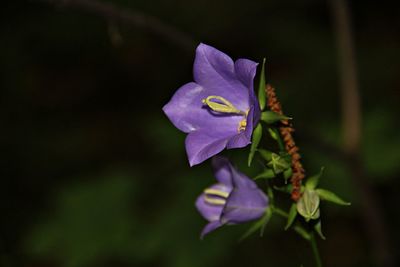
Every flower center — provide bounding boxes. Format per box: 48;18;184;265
204;187;229;206
202;95;248;133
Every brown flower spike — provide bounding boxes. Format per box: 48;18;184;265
265;84;305;201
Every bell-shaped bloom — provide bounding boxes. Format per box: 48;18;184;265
163;43;260;166
195;156;269;238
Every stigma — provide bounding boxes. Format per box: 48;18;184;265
202;95;249;133
202;95;246;115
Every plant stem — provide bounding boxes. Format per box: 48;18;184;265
310;233;322;267
274;207;323;267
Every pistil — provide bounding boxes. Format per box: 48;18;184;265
202;95;246;115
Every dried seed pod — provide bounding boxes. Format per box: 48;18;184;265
266;84;305;201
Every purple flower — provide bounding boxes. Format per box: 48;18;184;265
195;156;269;238
162;43;260;166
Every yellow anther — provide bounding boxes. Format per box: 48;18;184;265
202;95;246;115
204;188;230;198
238;118;247;132
204;195;226;205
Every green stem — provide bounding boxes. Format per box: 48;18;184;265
274;207;323;267
273;208;310;240
310;233;322;267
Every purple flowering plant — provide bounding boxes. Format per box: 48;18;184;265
163;43;350;267
163;44;260;166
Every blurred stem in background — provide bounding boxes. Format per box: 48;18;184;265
37;0;197;51
329;0;395;266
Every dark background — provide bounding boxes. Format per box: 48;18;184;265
1;0;399;266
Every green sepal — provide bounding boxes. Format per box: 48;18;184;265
267;153;290;174
283;167;293;182
248;123;262;166
268;127;279;141
293;225;311;241
258;58;266;111
257;148;273;161
240;207;272;240
254;169;275;180
297;189;320;221
261;111;291;124
267;186;274;202
314;220;326;240
285;203;298;230
305;167;325;190
316;188;351;206
268;128;285;151
273;183;293;194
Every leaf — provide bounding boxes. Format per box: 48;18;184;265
273;184;293;194
254;169;275;180
268;128;279;141
267;186;274;202
240;207;272;240
305;167;325;190
293;225;311;240
285;203;298;230
268;128;285;151
314;220;326;240
296;189;320;221
258;58;266;111
261;111;291;124
316;188;351;206
283;167;293;181
248;123;262;166
258;148;273;161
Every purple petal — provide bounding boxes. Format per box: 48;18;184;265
195;183;231;222
234;58;261;125
226;106;255;149
221;187;268;224
193;44;250;111
211;156;233;186
163;82;243;135
200;220;223;239
230;161;259;189
185;131;232;166
234;59;258;90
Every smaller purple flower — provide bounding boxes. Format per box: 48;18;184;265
163;43;260;166
195;156;269;238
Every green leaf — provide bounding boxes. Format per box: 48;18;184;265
314;220;326;240
268;128;279;141
305;167;325;190
261;111;291;124
293;225;311;240
240;207;272;240
283;167;293;181
267;186;274;202
254;169;275;180
268;128;285;151
296;189;320;221
248;123;263;166
285;203;298;230
316;188;351;206
257;148;273;161
258;58;266;111
273;184;293;194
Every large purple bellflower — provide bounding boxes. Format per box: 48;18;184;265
195;156;269;238
163;44;260;166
